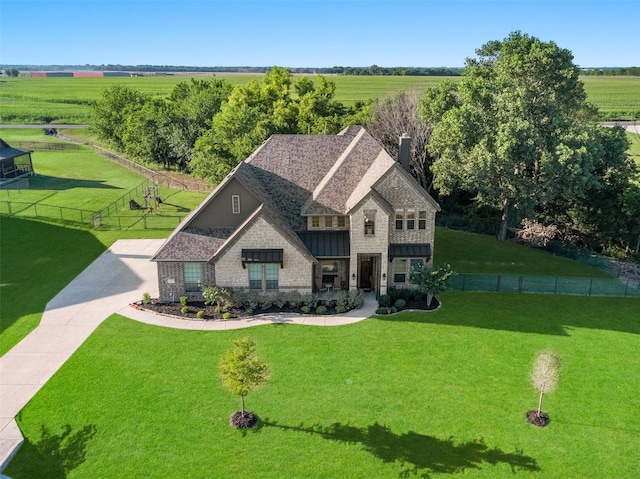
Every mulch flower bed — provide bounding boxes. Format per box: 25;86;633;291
133;294;439;321
526;410;550;427
134;300;342;320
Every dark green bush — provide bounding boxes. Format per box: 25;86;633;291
378;294;392;307
301;305;311;314
316;305;327;315
394;298;406;310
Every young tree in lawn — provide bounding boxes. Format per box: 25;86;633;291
422;31;615;241
410;263;455;307
219;337;270;428
529;349;562;426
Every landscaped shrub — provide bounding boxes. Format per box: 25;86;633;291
179;296;188;306
335;290;349;310
301;305;311;314
181;306;189;314
394;298;406;311
222;312;232;320
347;289;365;310
202;285;231;310
259;296;275;311
196;310;205;319
245;307;254;315
274;292;288;309
335;305;347;314
142;292;151;304
287;291;303;308
315;305;327;315
301;294;314;308
378;294;392;307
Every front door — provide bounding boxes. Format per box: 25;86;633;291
359;257;373;290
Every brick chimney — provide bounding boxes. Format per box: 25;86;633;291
398;133;411;172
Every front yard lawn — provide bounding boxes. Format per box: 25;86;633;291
7;293;640;478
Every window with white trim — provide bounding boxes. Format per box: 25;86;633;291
311;216;320;228
407;209;416;230
394;259;408;283
248;264;279;291
184;263;203;292
364;210;376;236
231;195;241;214
324;216;333;228
337;216;346;228
418;210;427;230
395;209;404;230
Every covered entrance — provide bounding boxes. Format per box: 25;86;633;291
358;254;380;295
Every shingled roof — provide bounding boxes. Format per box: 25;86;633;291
153;126;415;263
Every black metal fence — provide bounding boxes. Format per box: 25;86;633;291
450;273;640;298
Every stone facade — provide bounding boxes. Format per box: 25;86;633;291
376;168;437;249
214;216;313;292
349;196;391;295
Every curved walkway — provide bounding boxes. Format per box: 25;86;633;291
0;239;375;472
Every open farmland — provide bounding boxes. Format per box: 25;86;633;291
0;75;638;124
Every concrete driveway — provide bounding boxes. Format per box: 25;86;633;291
0;238;377;472
0;238;164;472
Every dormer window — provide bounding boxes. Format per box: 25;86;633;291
337;216;346;228
311;216;320;228
231;195;240;214
325;216;333;228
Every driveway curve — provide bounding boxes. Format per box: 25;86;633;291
0;239;375;471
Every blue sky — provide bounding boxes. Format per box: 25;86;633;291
1;0;638;68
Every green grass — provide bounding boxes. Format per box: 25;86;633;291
580;76;640;120
0;128;207;354
6;294;640;478
1;75;638;123
433;228;611;277
627;131;640;170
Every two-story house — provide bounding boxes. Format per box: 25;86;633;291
152;126;440;302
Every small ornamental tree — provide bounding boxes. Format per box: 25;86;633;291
219;337;270;428
410;263;455;307
202;285;231;310
529;349;562;426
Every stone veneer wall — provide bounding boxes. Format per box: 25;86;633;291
157;261;215;302
349;196;390;295
375;168;437;248
214;216;313;292
375;168;438;289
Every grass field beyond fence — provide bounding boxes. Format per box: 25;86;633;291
0;75;638;123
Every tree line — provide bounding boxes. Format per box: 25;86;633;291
91;32;640;257
581;67;640;76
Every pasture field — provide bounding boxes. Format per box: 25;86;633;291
0;75;638;124
0;128;207;355
6;294;640;478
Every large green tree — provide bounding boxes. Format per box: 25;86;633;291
423;32;606;240
189;67;360;184
91;85;148;150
